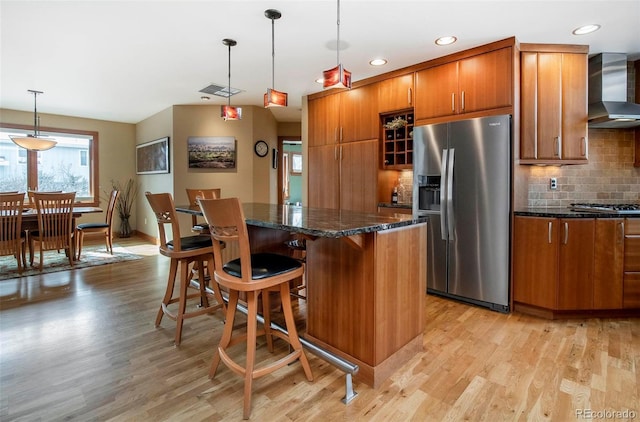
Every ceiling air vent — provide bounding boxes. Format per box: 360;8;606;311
199;83;242;98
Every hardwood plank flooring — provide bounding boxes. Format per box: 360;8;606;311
1;237;639;421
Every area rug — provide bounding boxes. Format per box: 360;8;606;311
0;244;142;281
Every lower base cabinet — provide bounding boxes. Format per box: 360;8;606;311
514;216;635;314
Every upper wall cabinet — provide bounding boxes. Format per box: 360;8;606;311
377;74;414;113
308;84;379;147
520;45;589;164
414;47;513;122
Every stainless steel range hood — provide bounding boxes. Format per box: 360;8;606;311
588;53;640;129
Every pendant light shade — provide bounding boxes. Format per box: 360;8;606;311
10;90;57;151
221;38;242;121
323;0;351;89
264;9;287;108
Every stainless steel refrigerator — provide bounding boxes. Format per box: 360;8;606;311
412;114;511;312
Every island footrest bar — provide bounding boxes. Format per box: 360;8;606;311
204;285;359;404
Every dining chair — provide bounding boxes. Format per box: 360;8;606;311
76;189;120;260
0;192;27;272
145;191;226;345
185;188;220;233
198;197;313;419
29;191;76;271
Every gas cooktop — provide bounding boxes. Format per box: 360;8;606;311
570;203;640;214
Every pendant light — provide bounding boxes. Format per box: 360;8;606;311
322;0;351;89
264;9;287;108
10;90;57;151
221;38;242;120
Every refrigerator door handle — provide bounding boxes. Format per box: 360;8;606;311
447;148;455;240
440;149;448;240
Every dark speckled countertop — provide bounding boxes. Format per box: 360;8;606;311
378;202;412;209
176;203;427;238
515;207;640;218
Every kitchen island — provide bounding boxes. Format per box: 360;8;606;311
178;203;428;387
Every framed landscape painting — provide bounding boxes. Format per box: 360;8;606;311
187;136;236;169
136;137;170;174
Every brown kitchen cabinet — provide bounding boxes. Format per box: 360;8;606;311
513;217;558;309
414;47;513;121
520;45;589;164
556;218;595;310
624;219;640;308
308;85;378;147
377;73;414;113
308;139;378;213
593;219;624;309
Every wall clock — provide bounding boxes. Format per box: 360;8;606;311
254;140;269;157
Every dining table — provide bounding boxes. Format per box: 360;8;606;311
175;202;428;392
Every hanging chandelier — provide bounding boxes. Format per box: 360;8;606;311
264;9;287;108
322;0;351;89
221;38;242;120
10;90;57;151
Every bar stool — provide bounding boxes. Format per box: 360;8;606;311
145;191;226;345
198;197;313;420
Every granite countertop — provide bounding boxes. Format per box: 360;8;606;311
514;207;640;218
176;203;427;238
378;202;412;209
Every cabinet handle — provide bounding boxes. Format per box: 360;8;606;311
580;137;587;157
451;93;455;112
619;222;625;244
408;88;412;106
461;91;465;111
554;137;560;157
548;221;553;244
334;127;338;143
334;146;338;161
340;127;343;142
563;222;569;245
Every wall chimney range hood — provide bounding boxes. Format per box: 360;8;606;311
588;53;640;129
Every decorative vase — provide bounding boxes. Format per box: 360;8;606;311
119;215;132;238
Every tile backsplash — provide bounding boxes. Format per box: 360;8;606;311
526;128;639;207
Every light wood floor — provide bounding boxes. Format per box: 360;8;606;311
1;236;638;421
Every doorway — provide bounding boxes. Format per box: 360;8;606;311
277;137;302;205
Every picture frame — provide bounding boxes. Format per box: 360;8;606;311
136;136;170;174
291;153;302;174
187;136;236;169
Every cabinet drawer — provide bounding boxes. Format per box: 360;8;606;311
626;218;640;235
623;272;640;308
625;234;640;272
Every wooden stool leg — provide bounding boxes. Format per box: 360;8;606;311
206;256;227;315
196;259;210;309
210;290;238;378
280;283;313;382
175;259;190;345
261;290;274;353
157;259;178;326
243;290;258;419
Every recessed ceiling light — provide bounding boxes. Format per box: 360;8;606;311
572;24;601;35
200;96;210;101
435;36;457;46
369;58;387;66
315;77;324;84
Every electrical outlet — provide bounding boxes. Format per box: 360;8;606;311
550;177;558;190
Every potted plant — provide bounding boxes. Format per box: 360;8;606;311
111;178;139;237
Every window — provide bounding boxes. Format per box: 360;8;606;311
0;124;99;205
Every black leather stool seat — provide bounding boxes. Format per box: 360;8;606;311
223;252;302;280
167;235;212;251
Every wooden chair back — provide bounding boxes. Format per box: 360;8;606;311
198;197;252;283
32;192;76;251
105;189;120;226
186;188;220;228
145;192;185;253
0;192;25;261
27;190;62;206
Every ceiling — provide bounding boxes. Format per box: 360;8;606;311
1;1;639;125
